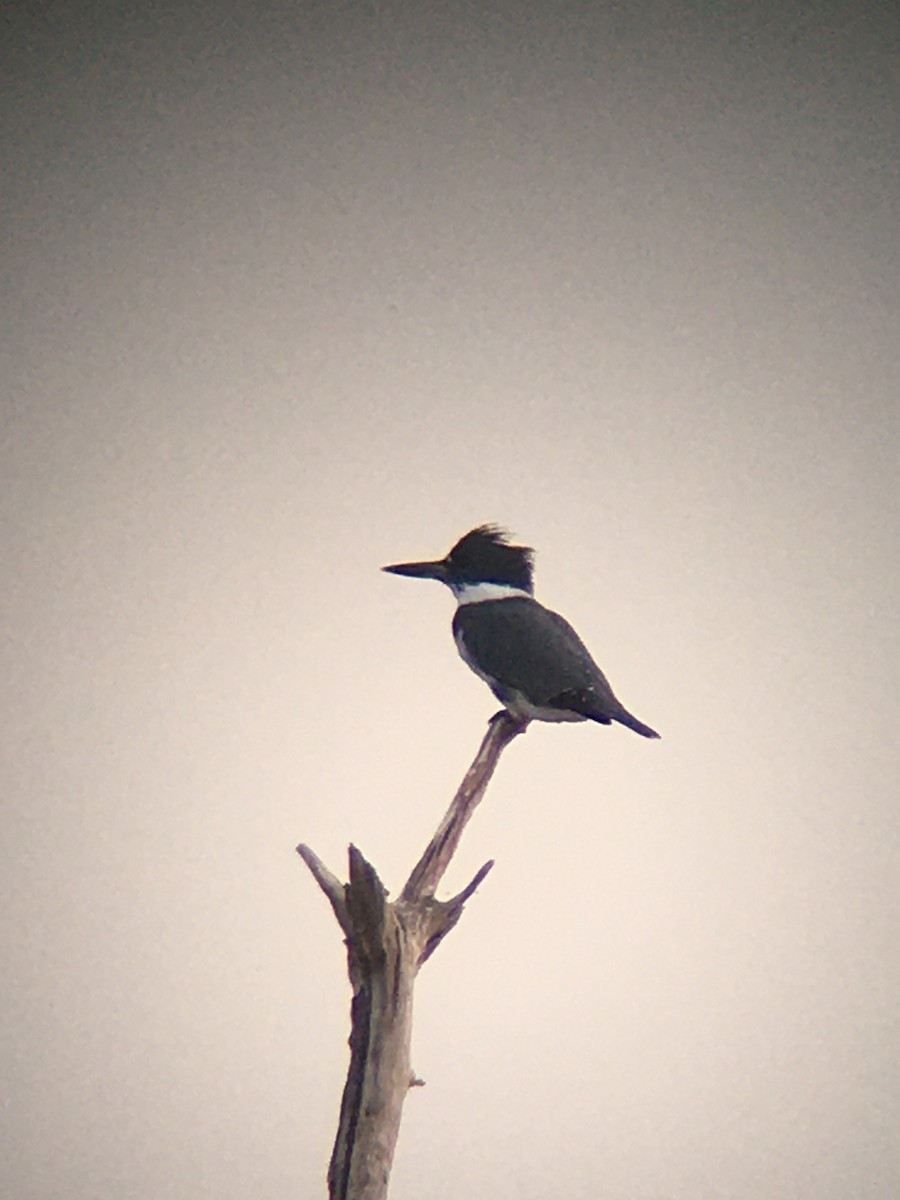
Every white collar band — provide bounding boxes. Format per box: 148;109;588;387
451;581;532;605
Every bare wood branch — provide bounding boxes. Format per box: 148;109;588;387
298;710;526;1199
400;710;527;903
418;859;496;966
346;845;389;956
297;842;351;935
450;858;496;908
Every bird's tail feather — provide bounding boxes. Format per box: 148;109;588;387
552;687;660;739
611;707;660;739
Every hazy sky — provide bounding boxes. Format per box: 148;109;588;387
3;2;899;1197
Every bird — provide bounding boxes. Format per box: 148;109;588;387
382;525;660;738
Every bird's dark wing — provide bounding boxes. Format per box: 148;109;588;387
452;598;619;710
453;598;660;737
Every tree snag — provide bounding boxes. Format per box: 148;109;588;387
297;710;528;1200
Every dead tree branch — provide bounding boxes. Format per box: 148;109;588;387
297;710;528;1200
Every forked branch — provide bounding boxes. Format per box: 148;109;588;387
297;710;527;1200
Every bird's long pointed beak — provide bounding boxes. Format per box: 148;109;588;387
382;558;449;582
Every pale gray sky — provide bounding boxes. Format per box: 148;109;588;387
3;2;899;1197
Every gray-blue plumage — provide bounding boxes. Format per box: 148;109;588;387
383;525;659;738
452;596;658;735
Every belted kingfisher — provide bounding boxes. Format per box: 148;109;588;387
383;525;660;738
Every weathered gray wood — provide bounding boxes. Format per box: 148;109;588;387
298;710;527;1200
